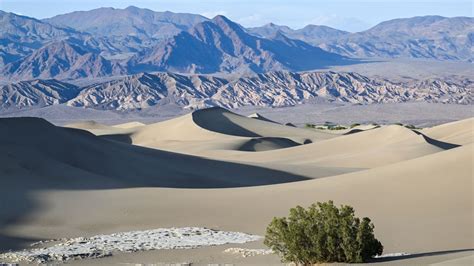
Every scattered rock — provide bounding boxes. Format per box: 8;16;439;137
223;248;274;257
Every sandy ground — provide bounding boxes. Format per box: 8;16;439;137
0;107;472;265
2;102;473;127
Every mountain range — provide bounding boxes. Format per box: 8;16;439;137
0;7;472;82
250;16;474;61
1;71;471;112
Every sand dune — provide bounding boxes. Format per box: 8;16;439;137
0;110;472;264
199;124;445;170
66;120;115;130
112;121;145;129
237;137;301;151
0;118;309;189
65;120;138;136
422;117;474;145
247;112;278;123
190;107;334;141
63;108;451;177
1;142;471;261
102;107;335;155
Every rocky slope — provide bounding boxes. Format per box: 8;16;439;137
0;10;346;80
44;6;208;40
248;23;349;44
0;10;81;66
68;72;228;110
4;39;127;80
0;79;80;109
134;15;347;74
251;16;474;62
1;8;472;82
1;71;471;111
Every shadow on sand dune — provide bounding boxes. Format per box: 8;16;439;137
192;107;263;137
368;249;474;263
237;137;301;151
0;117;310;251
413;130;461;150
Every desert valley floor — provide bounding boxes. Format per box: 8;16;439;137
0;106;473;265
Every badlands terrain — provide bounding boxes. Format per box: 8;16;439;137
0;107;472;264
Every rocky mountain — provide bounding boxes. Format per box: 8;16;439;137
136;15;347;74
68;72;228;110
3;38;126;80
324;16;474;61
0;11;347;80
251;16;473;62
43;6;209;58
1;71;471;111
0;9;472;82
0;10;81;66
248;23;350;44
44;6;208;40
0;79;80;109
210;71;472;107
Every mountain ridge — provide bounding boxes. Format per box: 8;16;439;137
1;8;472;82
1;71;471;112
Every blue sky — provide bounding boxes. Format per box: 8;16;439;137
0;0;472;32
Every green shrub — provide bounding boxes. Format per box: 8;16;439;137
328;125;347;130
350;123;361;128
305;123;316;129
264;201;383;264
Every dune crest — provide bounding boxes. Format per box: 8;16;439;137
1;110;472;264
422;117;474;145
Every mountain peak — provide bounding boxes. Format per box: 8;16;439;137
212;15;231;23
125;5;140;10
264;22;277;27
210;15;246;35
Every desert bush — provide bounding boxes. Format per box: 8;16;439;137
264;201;383;264
328;125;347;130
350;123;361;128
305;123;316;128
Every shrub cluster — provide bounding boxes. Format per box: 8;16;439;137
264;201;383;264
327;125;347;130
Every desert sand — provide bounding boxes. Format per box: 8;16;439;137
0;107;472;264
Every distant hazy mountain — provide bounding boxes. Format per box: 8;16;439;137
44;6;208;40
2;71;470;111
248;23;350;44
250;16;473;61
43;6;209;60
135;15;346;74
323;16;474;61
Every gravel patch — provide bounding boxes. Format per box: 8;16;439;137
223;247;274;257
